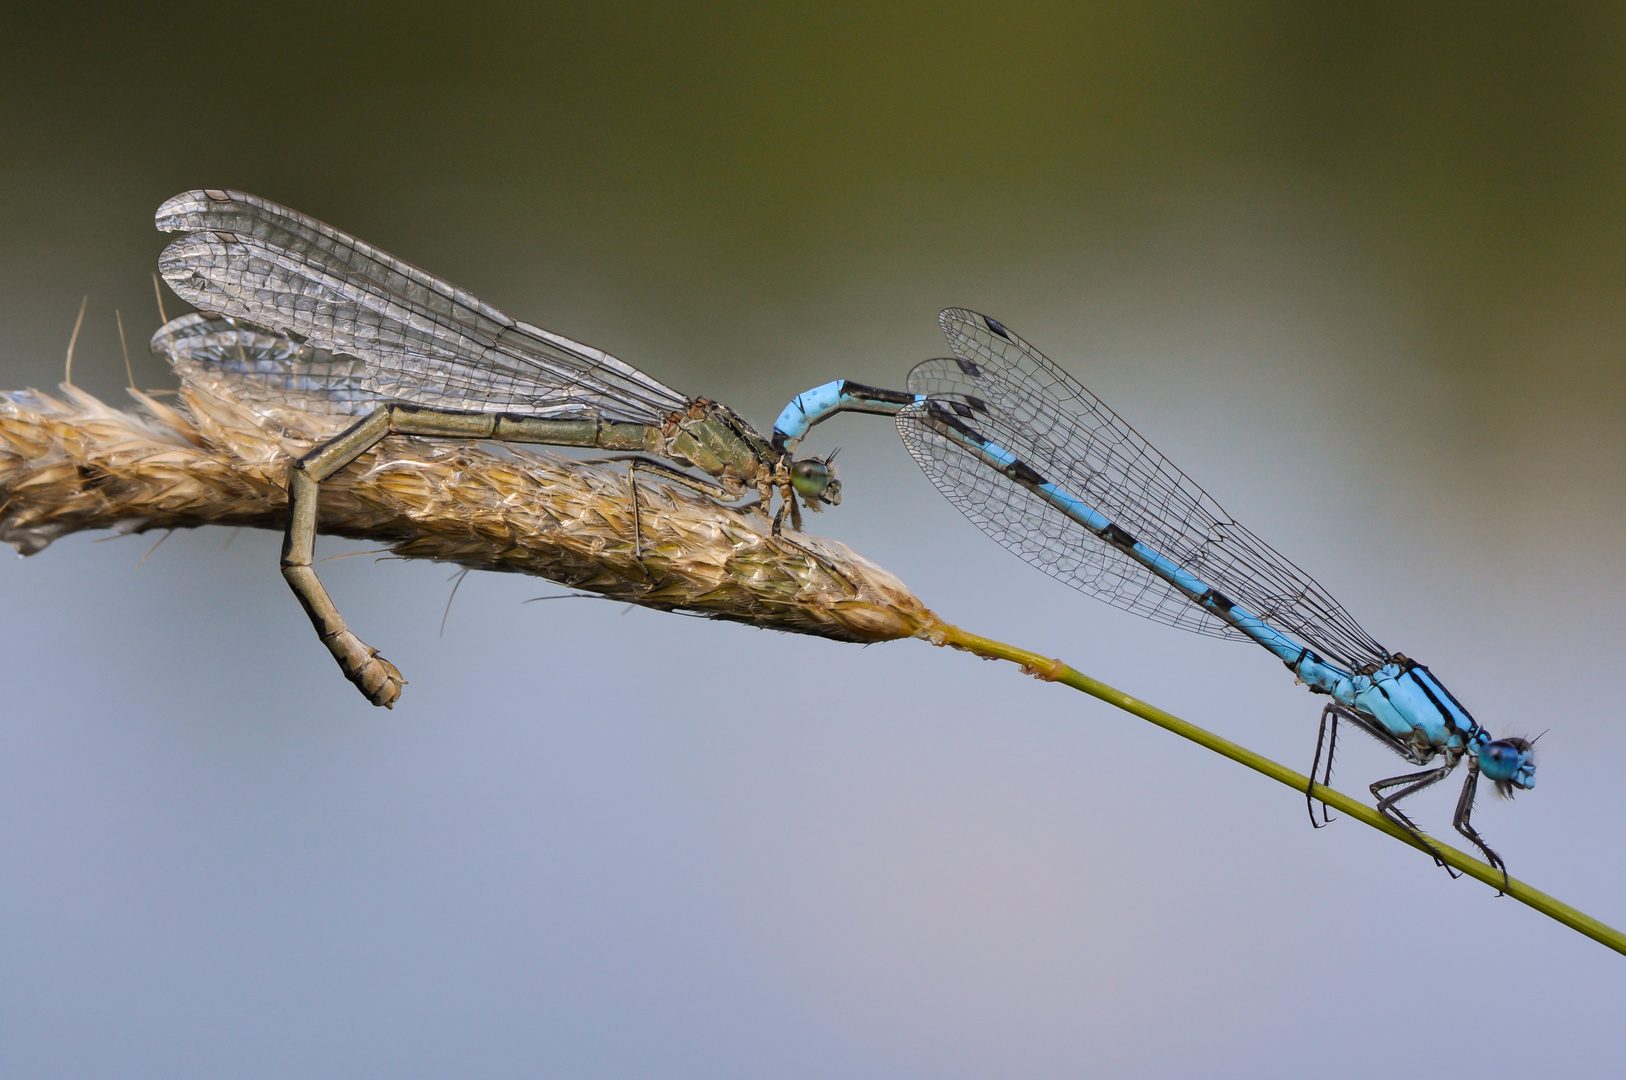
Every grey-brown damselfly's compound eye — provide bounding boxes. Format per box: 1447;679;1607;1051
789;454;842;505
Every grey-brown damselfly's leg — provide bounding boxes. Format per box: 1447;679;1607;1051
283;405;690;708
576;454;741;562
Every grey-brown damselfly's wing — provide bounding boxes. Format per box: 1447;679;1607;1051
151;311;381;421
895;308;1388;672
154;189;690;426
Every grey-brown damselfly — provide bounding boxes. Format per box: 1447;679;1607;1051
155;189;843;706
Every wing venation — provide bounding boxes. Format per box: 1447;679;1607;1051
895;307;1387;669
151;312;379;420
155;189;689;425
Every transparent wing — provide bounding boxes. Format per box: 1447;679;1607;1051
151;312;381;419
155;189;690;425
896;307;1388;670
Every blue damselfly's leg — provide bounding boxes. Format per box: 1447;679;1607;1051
1307;704;1345;828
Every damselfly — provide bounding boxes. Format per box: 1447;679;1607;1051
154;189;842;706
771;309;1537;884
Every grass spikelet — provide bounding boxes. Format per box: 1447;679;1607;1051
0;369;932;644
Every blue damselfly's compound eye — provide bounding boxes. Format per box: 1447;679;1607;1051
1479;737;1536;795
789;457;841;505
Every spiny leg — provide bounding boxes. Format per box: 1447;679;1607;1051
1302;706;1454;871
752;465;862;592
584;453;746;561
1307;704;1347;828
1370;763;1460;877
1452;759;1509;894
593;453;847;592
1306;703;1421;830
769;457;803;535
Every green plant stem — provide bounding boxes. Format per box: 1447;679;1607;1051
931;621;1626;958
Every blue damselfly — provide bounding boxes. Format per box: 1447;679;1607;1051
772;309;1537;884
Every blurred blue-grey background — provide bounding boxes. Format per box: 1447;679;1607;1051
3;4;1623;1076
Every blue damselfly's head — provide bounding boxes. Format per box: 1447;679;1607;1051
790;450;842;508
1478;736;1536;796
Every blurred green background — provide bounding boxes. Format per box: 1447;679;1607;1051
8;3;1626;394
3;4;1624;1078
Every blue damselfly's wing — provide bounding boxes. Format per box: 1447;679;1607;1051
155;189;690;426
896;308;1387;670
152;312;381;421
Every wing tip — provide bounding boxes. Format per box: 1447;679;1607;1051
937;307;1009;340
155;189;211;231
154;188;259;232
149;311;213;354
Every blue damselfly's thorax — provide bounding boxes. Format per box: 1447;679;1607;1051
1320;655;1536;792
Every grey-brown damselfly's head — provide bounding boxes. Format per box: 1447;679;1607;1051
789;448;842;508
